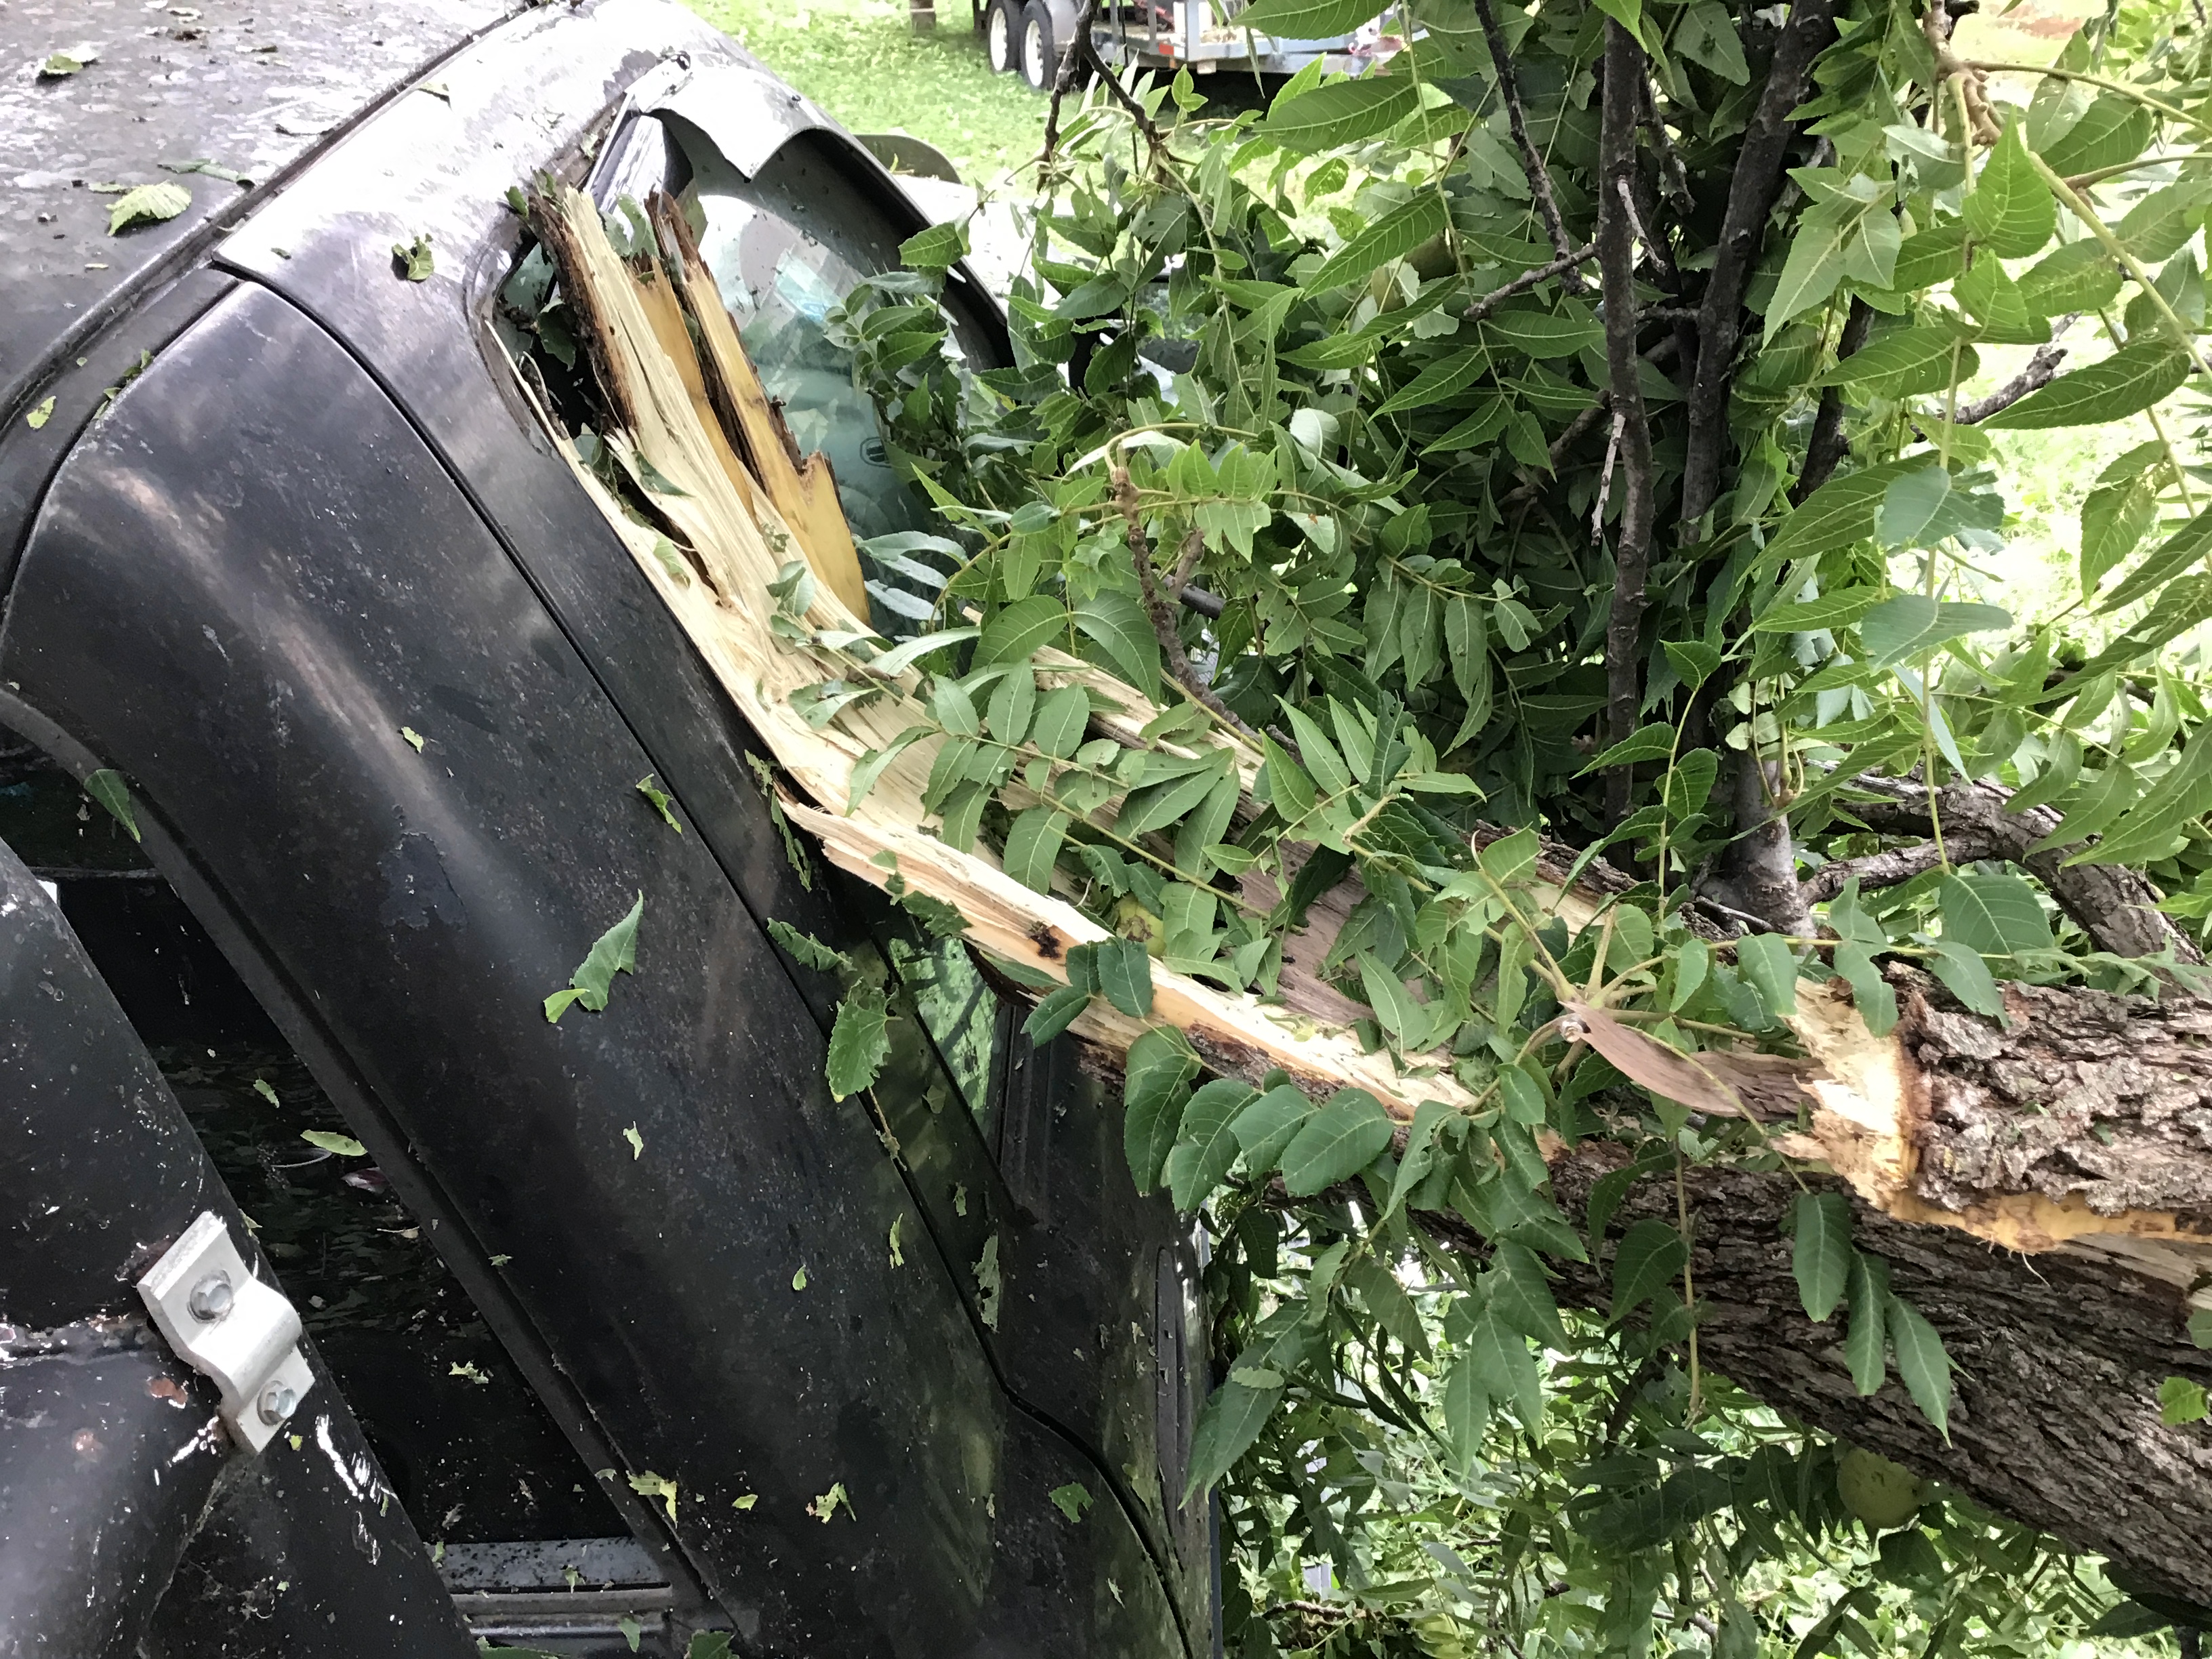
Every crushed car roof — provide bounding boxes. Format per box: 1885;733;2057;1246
1;0;514;409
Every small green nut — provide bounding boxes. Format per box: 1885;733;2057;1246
1837;1446;1925;1530
1113;895;1164;956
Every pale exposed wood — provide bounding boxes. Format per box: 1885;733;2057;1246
528;180;2212;1264
652;194;870;620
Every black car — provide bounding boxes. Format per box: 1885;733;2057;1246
0;4;1212;1654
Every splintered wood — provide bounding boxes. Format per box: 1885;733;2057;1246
522;182;2212;1265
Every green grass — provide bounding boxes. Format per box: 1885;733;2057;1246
680;0;1054;186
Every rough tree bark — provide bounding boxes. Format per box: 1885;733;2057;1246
1816;773;2203;963
1527;1149;2212;1603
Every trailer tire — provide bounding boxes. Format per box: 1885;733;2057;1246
1019;0;1064;91
985;0;1019;72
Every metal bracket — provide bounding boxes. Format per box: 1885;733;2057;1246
137;1210;314;1454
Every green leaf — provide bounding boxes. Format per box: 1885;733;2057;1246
1180;1375;1281;1504
1578;723;1676;773
1376;346;1491;415
1124;1028;1199;1191
301;1130;367;1158
1610;1218;1687;1318
1790;1191;1855;1323
1887;1294;1953;1441
1937;871;2053;955
825;986;890;1099
1022;983;1092;1044
766;918;850;972
1815;326;1976;399
2158;1375;2209;1426
1876;465;1952;548
2040;93;2154;178
1675;0;1748;80
1166;1079;1258;1211
1094;935;1155;1017
2097;501;2212;613
1480;308;1604;359
1002;806;1070;895
1029;684;1091;758
1231;1084;1317;1175
1461;1286;1544;1427
1832;940;1900;1036
2018;239;2124;316
871;626;979;676
1047;1481;1092;1522
846;725;934;812
1981;337;2193;430
1271;80;1427;158
391;232;435;281
82;768;141;841
1925;938;2005;1018
1279;1088;1395;1196
1761;457;1923;567
108;181;191;234
544;894;644;1023
1752;590;1883;634
899;220;968;272
1847;1251;1891;1393
1073;592;1162;693
1443;1350;1491;1470
1858;593;2012;665
26;395;55;431
1233;0;1380;39
2081;474;2158;595
636;774;683;832
1964;118;2055;258
1489;1240;1569;1349
977;594;1068;664
1735;933;1799;1023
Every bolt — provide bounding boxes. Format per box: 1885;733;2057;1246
256;1382;298;1426
186;1271;233;1322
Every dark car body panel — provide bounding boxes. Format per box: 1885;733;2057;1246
0;0;515;420
0;1;1210;1650
0;837;474;1659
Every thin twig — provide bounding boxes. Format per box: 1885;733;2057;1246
1598;20;1658;830
1469;0;1581;276
1464;243;1599;322
1112;468;1258;739
1039;0;1097;164
1498;337;1677;510
1955;340;2069;422
1640;74;1695;218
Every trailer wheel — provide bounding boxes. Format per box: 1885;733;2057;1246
1019;0;1061;91
985;0;1018;71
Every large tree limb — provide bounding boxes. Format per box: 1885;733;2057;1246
1517;1141;2212;1602
1831;773;2201;962
1678;0;1840;536
1598;23;1657;827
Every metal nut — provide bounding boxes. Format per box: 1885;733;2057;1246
186;1271;233;1323
256;1382;299;1426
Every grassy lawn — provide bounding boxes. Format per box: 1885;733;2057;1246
680;0;1053;185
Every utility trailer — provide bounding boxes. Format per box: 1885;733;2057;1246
977;0;1399;91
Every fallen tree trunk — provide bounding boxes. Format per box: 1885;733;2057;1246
1528;1145;2212;1603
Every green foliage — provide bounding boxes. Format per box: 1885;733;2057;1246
544;893;644;1023
708;0;2212;1646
